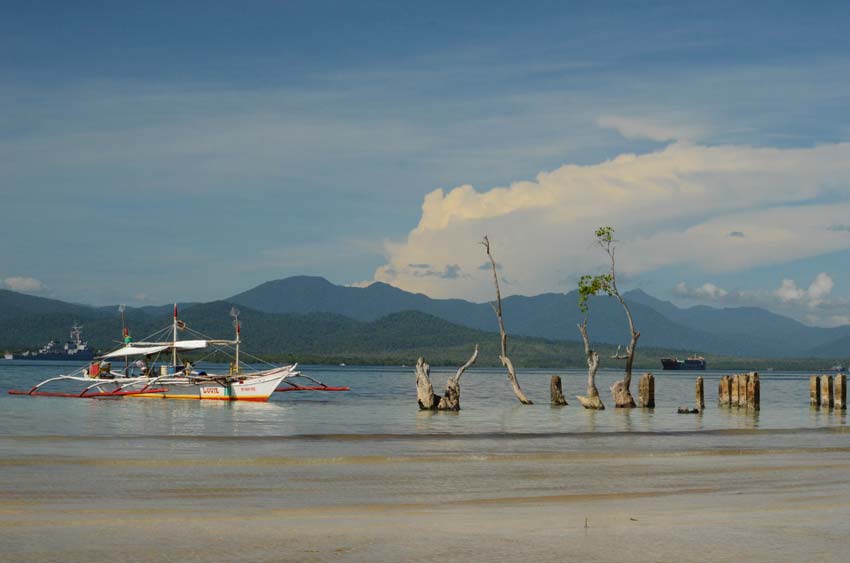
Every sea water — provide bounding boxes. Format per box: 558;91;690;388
1;362;849;561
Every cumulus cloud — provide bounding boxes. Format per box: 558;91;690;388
673;273;845;326
774;273;834;307
374;140;850;301
674;281;729;300
2;276;45;293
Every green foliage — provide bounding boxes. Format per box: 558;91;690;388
578;274;614;313
595;226;615;244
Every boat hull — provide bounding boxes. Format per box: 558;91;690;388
660;358;707;371
129;369;289;402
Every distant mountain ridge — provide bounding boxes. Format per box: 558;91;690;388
2;276;850;359
227;276;850;358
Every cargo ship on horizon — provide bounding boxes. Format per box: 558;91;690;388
661;355;706;371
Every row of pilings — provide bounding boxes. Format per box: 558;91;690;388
718;373;760;410
549;372;760;413
810;374;847;410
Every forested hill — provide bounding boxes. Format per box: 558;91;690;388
0;299;836;371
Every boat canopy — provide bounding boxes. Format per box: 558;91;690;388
101;340;208;359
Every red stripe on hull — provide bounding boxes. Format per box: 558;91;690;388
276;385;350;392
7;388;168;398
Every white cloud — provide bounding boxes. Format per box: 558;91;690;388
673;273;846;326
373;140;850;301
596;115;703;141
3;276;45;293
774;272;834;307
674;282;728;300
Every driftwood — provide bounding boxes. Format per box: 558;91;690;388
415;346;479;411
550;376;568;406
576;318;604;409
482;236;532;405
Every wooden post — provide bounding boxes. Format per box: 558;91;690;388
820;375;834;409
730;374;740;406
718;375;732;406
747;372;760;411
695;377;705;411
550;376;568;406
638;373;655;408
835;374;847;411
738;373;749;408
810;375;821;407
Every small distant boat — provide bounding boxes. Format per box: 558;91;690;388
2;351;12;360
661;355;706;371
8;306;348;401
828;364;845;373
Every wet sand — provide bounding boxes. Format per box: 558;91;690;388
2;444;849;562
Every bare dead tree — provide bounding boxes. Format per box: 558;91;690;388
481;236;533;405
415;345;479;411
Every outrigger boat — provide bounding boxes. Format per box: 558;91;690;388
8;305;348;401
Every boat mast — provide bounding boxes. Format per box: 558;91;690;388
231;307;241;375
172;303;178;368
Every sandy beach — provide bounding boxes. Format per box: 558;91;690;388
2;440;849;562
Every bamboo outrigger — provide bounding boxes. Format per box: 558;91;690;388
8;305;349;401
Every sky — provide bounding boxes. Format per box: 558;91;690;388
3;1;850;326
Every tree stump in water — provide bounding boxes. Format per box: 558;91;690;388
415;346;479;411
638;373;655;408
415;357;439;410
810;375;821;407
695;376;705;411
835;374;847;411
747;373;760;411
737;374;749;408
577;389;605;410
550;376;568;406
718;375;732;406
821;375;834;409
611;380;636;408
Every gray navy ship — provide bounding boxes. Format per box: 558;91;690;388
6;324;96;361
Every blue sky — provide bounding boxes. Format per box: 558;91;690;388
3;1;850;325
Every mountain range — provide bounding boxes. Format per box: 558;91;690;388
2;276;850;361
228;276;850;358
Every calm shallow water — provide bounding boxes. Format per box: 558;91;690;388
0;361;846;456
3;361;850;562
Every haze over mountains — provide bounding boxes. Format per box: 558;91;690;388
2;276;850;359
228;276;850;358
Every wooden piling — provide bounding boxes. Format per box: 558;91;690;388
718;375;732;406
820;375;834;409
747;372;760;411
835;374;847;411
735;373;749;408
810;375;821;407
638;373;655;408
695;376;705;411
731;374;740;406
550;375;568;406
